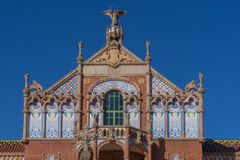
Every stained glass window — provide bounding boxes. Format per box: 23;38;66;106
104;90;123;125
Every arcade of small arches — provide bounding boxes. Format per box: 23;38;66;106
76;142;147;160
27;79;201;140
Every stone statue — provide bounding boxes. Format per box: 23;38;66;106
102;10;128;26
79;126;96;160
184;80;197;92
29;80;43;92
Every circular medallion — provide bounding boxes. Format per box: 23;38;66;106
138;78;145;84
84;78;90;85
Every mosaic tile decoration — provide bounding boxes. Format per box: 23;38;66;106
92;80;138;95
29;103;43;138
185;102;199;138
62;103;75;138
46;103;59;138
152;75;174;95
54;75;78;95
168;102;182;138
152;102;165;138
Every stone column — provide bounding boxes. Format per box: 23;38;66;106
165;110;169;138
77;41;84;131
59;108;63;138
42;108;47;138
198;94;204;139
23;73;30;140
198;73;204;140
124;126;130;160
93;119;98;160
145;41;152;130
147;134;152;160
181;109;185;138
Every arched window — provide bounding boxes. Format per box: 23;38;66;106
168;97;182;138
152;97;165;138
184;97;199;138
48;154;55;160
171;153;180;160
29;98;43;138
46;98;59;138
62;99;75;138
104;90;123;125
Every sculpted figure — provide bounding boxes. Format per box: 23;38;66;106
29;80;43;92
102;10;128;26
184;80;197;92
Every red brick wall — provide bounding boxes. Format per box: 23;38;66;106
152;139;202;160
24;140;75;160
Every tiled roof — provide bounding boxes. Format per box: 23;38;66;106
203;139;240;153
0;140;24;160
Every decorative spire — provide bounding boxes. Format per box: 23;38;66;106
198;73;204;94
77;41;83;64
23;73;30;96
103;9;127;46
24;73;29;88
145;40;151;64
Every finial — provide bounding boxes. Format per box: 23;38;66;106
146;40;150;56
145;40;151;63
78;41;83;56
24;73;29;88
77;41;83;64
198;73;204;94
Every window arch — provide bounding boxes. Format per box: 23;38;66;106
171;153;180;160
104;90;124;125
29;98;43;138
48;154;55;160
46;98;59;138
62;99;75;138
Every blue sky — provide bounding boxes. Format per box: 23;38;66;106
0;0;239;139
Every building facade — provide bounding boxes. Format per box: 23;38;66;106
0;10;240;160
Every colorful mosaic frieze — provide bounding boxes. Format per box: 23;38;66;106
53;75;78;95
46;103;59;138
152;75;174;95
62;103;75;138
127;101;140;129
92;80;138;95
152;102;165;138
29;103;43;138
168;102;182;138
185;102;199;138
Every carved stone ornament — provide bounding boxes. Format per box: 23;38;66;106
91;46;138;67
84;78;90;85
137;78;145;85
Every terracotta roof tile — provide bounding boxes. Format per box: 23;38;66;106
0;140;24;154
203;139;240;153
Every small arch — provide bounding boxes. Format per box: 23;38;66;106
98;142;125;160
47;153;55;160
171;153;180;160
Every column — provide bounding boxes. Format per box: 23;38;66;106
23;73;30;140
165;110;169;138
77;41;84;131
181;109;185;138
42;108;47;138
124;126;129;160
93;122;98;160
